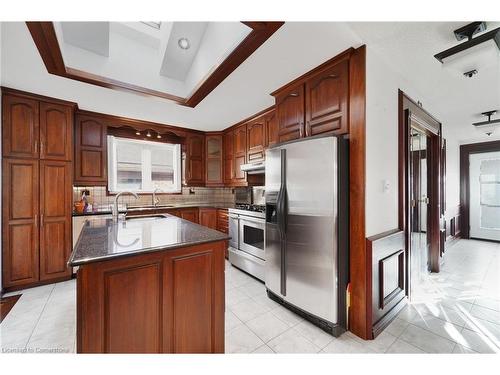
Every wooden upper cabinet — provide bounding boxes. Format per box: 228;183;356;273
40;102;73;161
247;117;265;162
2;158;40;288
233;124;247;183
223;131;234;185
199;208;217;230
233;124;247;155
39;160;72;281
2;94;40;159
205;135;223;186
265;109;278;148
305;60;349;136
275;85;305;143
74;114;108;185
186;134;205;186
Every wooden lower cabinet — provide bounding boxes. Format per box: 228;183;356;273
2;158;40;288
39;160;72;281
199;208;217;229
216;209;229;234
2;158;73;290
180;208;199;223
76;241;226;353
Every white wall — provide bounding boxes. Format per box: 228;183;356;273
365;45;445;237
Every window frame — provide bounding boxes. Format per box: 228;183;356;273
107;135;182;194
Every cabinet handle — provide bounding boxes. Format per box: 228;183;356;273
40;214;44;226
34;141;38;154
40;141;44;156
34;214;38;227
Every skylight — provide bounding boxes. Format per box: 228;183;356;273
141;21;161;30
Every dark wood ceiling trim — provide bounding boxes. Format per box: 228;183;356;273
459;140;500;239
185;22;284;107
26;21;66;75
25;21;284;108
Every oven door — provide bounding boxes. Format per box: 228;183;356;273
228;213;239;249
239;216;265;260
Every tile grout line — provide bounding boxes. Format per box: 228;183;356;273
24;285;56;350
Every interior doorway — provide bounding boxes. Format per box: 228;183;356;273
460;140;500;242
399;90;444;302
409;126;431;294
469;151;500;242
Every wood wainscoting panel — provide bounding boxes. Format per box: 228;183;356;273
367;229;407;338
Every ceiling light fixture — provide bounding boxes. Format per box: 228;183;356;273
146;131;152;137
473;110;500;136
463;69;478;78
178;37;190;50
135;131;141;135
434;22;500;63
157;134;162;139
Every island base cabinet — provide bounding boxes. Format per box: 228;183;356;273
76;241;226;353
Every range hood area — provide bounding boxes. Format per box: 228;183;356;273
240;161;265;174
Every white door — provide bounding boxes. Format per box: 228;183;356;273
470;151;500;241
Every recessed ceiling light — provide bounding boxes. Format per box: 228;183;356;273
178;37;190;50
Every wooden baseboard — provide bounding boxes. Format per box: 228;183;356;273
372;297;407;338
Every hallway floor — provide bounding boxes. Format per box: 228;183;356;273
1;239;499;353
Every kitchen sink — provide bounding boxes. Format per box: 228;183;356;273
125;214;169;220
127;204;175;209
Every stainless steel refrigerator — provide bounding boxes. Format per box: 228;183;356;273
265;135;349;336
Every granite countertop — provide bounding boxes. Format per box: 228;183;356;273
72;202;235;217
68;214;230;266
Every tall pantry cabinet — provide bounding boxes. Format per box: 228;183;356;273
2;89;75;291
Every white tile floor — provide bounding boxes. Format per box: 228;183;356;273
1;239;499;354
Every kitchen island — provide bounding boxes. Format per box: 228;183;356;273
69;214;229;353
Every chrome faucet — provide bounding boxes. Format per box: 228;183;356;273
112;191;139;221
152;188;163;207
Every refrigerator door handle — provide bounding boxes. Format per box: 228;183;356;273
278;148;287;296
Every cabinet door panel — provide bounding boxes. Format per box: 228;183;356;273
105;264;161;353
74;115;108;185
233;125;247;183
223;131;234;185
170;252;213;353
276;85;305;142
2;158;39;287
180;208;199;224
233;125;247;155
265;110;278;147
186;134;205;186
40;161;72;281
199;208;217;229
205;135;223;186
247;119;265;162
306;60;349;136
40;102;73;161
234;155;246;181
2;94;40;159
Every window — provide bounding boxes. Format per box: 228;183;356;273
107;136;181;193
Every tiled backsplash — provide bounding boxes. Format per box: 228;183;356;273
73;186;235;210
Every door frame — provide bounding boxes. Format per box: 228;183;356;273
398;90;443;279
459;140;500;239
